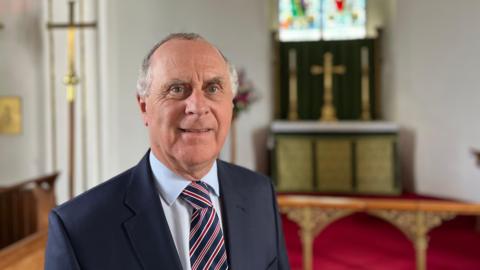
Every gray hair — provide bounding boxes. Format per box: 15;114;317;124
136;33;238;98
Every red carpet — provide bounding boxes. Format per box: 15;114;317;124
282;207;480;269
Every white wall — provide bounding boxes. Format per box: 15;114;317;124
102;0;274;178
383;0;480;201
367;0;390;37
0;0;46;183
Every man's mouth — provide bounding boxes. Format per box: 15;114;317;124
179;128;213;133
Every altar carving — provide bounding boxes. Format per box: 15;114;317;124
278;195;480;270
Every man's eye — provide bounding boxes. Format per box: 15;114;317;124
169;85;185;94
207;85;220;94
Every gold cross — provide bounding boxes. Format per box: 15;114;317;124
47;0;96;102
310;52;346;121
47;1;97;29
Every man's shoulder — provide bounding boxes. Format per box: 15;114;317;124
53;167;135;223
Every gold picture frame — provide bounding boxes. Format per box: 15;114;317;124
0;96;22;134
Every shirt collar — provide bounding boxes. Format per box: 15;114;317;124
149;151;220;206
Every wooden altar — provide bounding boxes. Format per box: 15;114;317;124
271;121;400;194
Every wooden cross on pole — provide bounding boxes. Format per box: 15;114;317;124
310;52;346;122
47;0;96;199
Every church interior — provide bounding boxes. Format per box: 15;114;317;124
1;0;480;269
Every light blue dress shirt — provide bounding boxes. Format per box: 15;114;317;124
149;151;224;270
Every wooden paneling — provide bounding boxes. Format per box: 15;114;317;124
0;190;37;249
315;139;352;192
276;137;314;191
273;134;399;194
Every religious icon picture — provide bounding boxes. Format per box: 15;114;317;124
0;96;22;135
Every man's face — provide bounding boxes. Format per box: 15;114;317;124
138;39;233;178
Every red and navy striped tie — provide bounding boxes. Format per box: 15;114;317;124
181;181;229;270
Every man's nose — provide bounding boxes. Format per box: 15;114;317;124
185;89;209;115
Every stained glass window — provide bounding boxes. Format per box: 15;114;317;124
278;0;367;42
322;0;366;40
278;0;322;41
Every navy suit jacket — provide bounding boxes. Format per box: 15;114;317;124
45;152;290;269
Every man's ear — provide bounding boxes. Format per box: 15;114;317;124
137;94;148;126
137;94;146;113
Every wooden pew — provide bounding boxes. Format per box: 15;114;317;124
0;173;58;270
0;231;48;270
278;195;480;270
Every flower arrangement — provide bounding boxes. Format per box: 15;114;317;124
233;69;258;119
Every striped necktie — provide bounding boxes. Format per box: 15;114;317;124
180;181;229;270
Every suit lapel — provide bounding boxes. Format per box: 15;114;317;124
217;161;250;270
123;153;182;270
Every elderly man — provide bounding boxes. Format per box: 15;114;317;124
45;33;290;270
